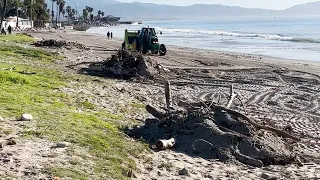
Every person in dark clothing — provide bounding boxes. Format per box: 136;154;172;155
1;28;6;35
107;31;110;39
7;25;12;34
110;32;113;39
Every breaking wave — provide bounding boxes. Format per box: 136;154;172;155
156;27;320;43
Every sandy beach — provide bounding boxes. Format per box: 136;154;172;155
10;30;320;179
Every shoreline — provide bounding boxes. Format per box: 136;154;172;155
85;29;320;63
82;30;320;75
86;21;320;63
28;29;320;76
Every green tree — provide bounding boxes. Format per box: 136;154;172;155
2;0;50;27
101;11;104;18
23;0;36;20
33;0;50;27
83;8;88;20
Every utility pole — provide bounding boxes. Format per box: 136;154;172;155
0;0;7;30
16;7;18;28
30;0;34;28
51;0;54;29
56;1;58;28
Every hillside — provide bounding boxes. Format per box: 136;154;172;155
284;1;320;15
47;0;320;19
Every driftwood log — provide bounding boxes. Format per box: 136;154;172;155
156;138;175;150
0;138;16;148
164;80;172;109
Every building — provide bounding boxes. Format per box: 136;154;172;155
1;16;33;30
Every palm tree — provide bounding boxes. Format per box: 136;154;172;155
0;0;7;30
58;0;65;23
23;0;36;22
13;0;22;27
66;5;71;21
51;0;56;26
101;12;104;18
32;0;50;27
98;10;101;19
71;8;76;18
88;7;93;20
61;9;65;19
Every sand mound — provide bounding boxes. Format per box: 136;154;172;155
87;50;161;79
125;102;305;167
32;39;88;50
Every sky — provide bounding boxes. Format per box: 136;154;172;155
117;0;318;10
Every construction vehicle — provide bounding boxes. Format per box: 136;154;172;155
122;27;166;56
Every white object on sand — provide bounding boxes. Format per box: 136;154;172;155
20;114;33;121
56;142;70;148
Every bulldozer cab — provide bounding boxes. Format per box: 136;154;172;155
122;27;166;56
140;28;157;40
123;29;139;50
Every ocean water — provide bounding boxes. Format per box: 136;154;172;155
87;17;320;61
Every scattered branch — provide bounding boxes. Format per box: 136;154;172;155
226;85;237;108
213;104;301;142
164;80;172;109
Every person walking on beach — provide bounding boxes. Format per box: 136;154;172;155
107;31;110;39
1;28;6;35
110;32;113;39
7;25;12;35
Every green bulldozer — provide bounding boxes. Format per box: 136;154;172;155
122;27;167;56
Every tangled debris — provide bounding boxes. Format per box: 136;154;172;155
86;50;159;79
125;84;316;167
32;39;88;50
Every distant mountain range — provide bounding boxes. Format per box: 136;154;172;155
55;1;320;20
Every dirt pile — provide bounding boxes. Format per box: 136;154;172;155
86;50;161;79
125;91;307;168
32;39;88;50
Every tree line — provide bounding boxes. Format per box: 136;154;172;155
0;0;106;28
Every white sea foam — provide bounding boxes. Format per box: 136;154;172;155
155;27;320;43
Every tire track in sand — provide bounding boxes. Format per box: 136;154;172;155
246;89;277;106
300;94;320;113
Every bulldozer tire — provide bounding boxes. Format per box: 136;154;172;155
122;42;125;49
141;45;147;54
159;44;167;56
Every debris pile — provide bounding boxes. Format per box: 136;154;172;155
87;49;159;79
125;85;310;167
32;39;88;50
